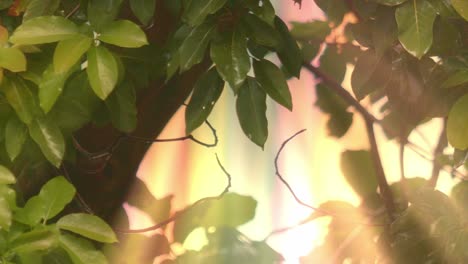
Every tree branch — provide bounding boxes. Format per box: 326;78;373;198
303;63;395;221
428;119;447;188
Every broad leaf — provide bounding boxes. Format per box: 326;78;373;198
442;69;468;88
0;47;26;72
275;16;302;78
319;46;347;83
10;16;80;45
10;229;58;253
0;165;15;185
22;0;60;21
236;78;268;148
29;117;66;167
54;35;92;73
395;0;437;58
5;115;28;161
87;0;124;30
351;49;383;100
253;59;292;110
179;22;216;72
57;213;117;243
290;21;330;41
98;20;148;48
15;196;45;226
372;7;398;57
59;234;108;264
241;13;282;49
447;94;468;150
340;150;378;198
39;65;72;113
241;0;275;24
210;28;250;92
87;46;119;100
0;197;11;230
452;0;468;21
130;0;156;25
1;76;39;124
327;109;353;138
105;79;137;133
200;193;257;228
183;0;227;26
185;68;224;134
374;0;408;6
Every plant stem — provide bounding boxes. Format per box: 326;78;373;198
429;119;447;188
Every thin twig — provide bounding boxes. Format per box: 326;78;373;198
65;4;80;19
429;119;447;188
61;164;95;214
114;153;231;234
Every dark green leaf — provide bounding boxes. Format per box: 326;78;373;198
327;109;353;138
447;94;468;150
130;0;156;25
0;197;11;230
57;213;117;243
442;69;468;88
373;0;408;6
179;22;216;71
10;16;80;45
241;13;282;49
351;49;383;100
42;248;74;264
290;21;330;41
315;0;347;24
54;35;92;73
452;0;468;20
183;0;226;26
236;78;268;148
395;0;437;58
319;45;347;83
372;7;397;57
98;20;148;48
210;28;250;92
87;45;119;100
87;0;124;30
0;47;26;72
59;233;108;264
241;0;275;24
29;117;66;167
275;16;302;78
300;41;321;62
10;229;58;254
105;79;137;133
23;0;60;21
340;150;378;198
5;115;28;161
253;59;292;110
185;68;224;134
39;64;72;113
1;76;39;124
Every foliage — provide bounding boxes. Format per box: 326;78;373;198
0;0;465;263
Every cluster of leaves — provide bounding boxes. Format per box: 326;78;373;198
0;168;117;263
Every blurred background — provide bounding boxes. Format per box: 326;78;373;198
129;1;455;263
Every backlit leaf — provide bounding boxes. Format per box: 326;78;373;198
200;193;257;228
447;94;468;150
395;0;437;58
10;229;58;253
253;59;292;110
57;213;117;243
0;165;15;185
210;28;250;92
5;115;28;161
54;35;92;73
340;150;378;198
0;47;26;72
183;0;226;26
315;0;347;24
10;16;80;45
87;46;119;100
185;68;224;134
98;20;148;48
130;0;156;25
275;16;302;78
29;117;66;167
179;22;216;71
236;78;268;148
351;49;383;100
452;0;468;21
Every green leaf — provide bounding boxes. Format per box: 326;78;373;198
290;21;331;41
39;64;72;113
179;22;216;71
10;16;80;45
130;0;156;25
0;197;12;230
23;0;61;21
372;7;398;57
185;68;224;134
253;59;292;110
374;0;408;6
57;213;117;243
241;13;282;49
29;117;66;167
200;193;257;228
183;0;227;26
315;0;347;24
447;94;468;150
241;0;275;24
59;234;108;264
340;150;378;198
86;45;119;100
236;78;268;148
210;28;250;92
327;109;353;138
10;229;58;254
54;35;92;73
442;69;468;88
452;0;468;20
15;196;45;226
351;49;383;100
1;76;39;124
105;79;137;133
0;47;26;72
395;0;437;59
98;20;148;48
0;165;15;185
87;0;124;30
275;16;302;78
319;46;347;83
5;115;28;161
37;176;76;222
